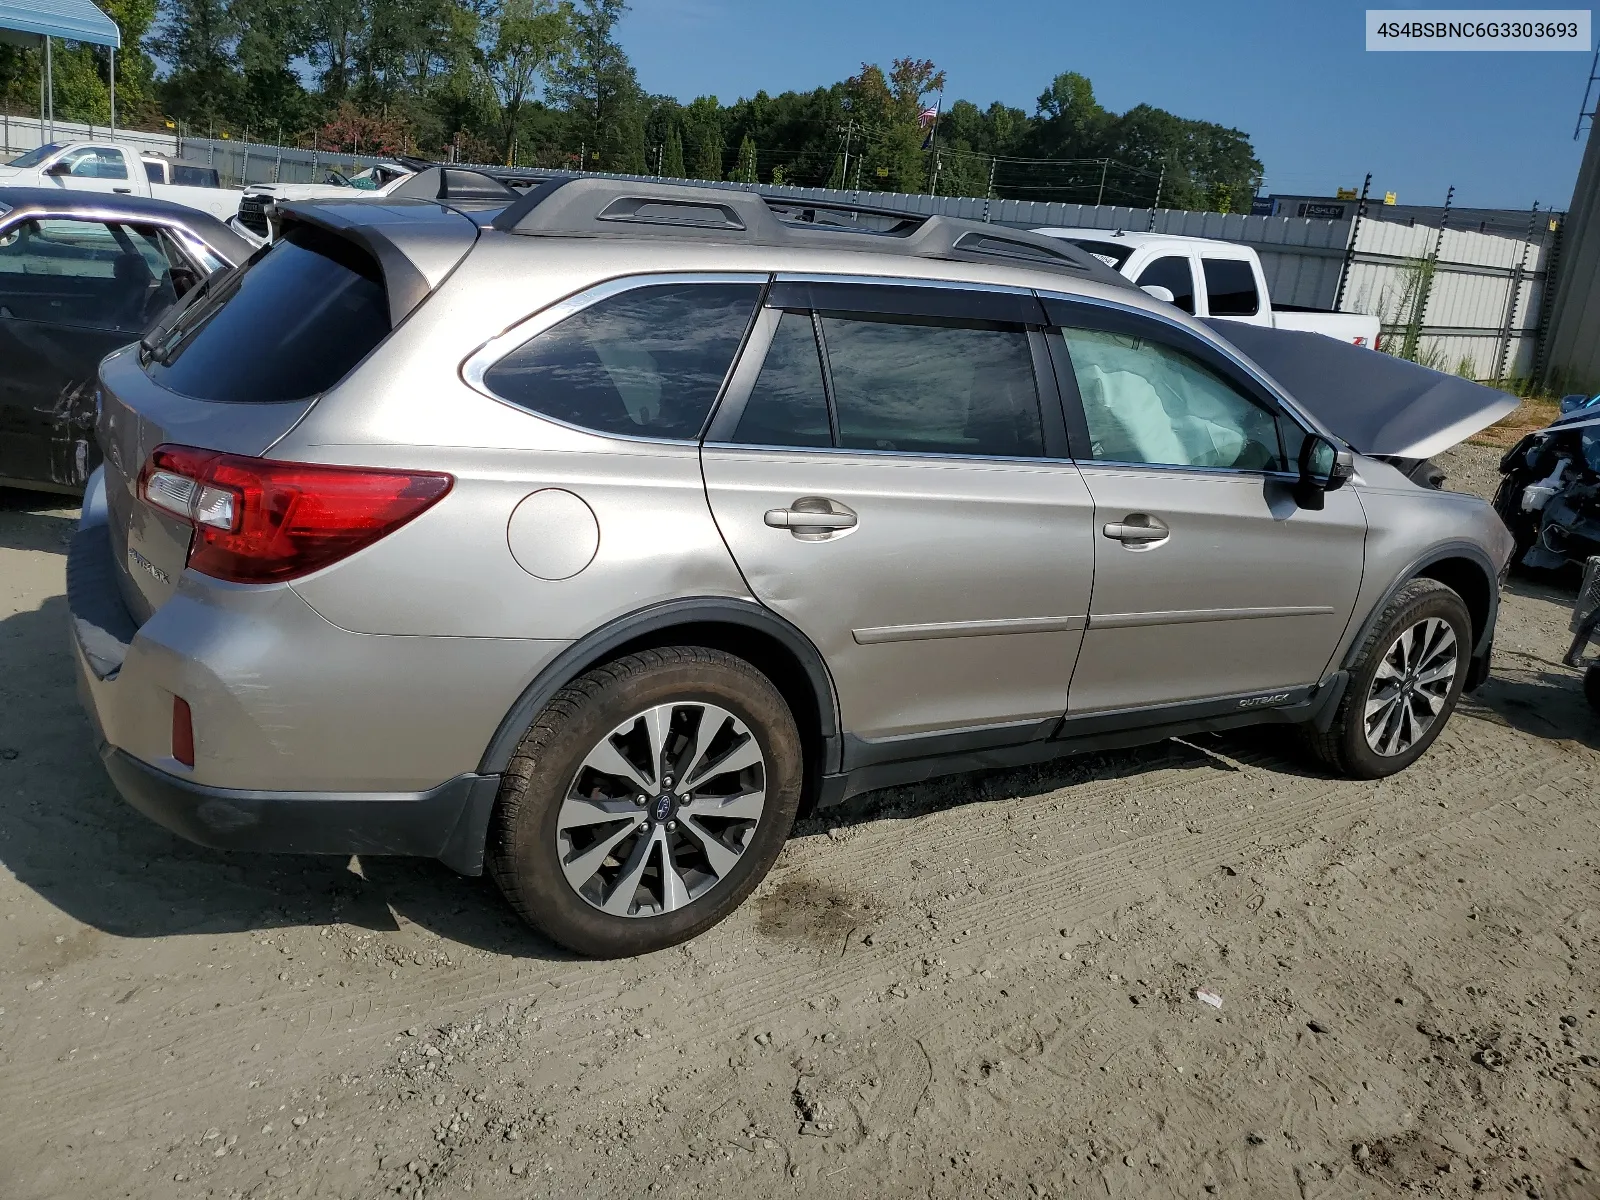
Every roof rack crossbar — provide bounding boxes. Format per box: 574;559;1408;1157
483;176;1124;285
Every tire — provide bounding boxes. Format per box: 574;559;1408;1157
487;646;803;958
1584;664;1600;713
1302;579;1472;779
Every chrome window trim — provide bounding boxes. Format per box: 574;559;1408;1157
458;271;771;446
773;271;1034;297
459;270;771;398
701;441;1080;470
1077;459;1301;483
1034;287;1328;441
0;207;242;273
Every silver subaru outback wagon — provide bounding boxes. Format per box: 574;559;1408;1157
68;170;1514;957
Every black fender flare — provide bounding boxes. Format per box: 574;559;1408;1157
475;597;842;777
1340;540;1501;674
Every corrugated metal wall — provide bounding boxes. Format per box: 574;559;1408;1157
1543;120;1600;392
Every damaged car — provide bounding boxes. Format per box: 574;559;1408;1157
0;187;252;494
1492;394;1600;571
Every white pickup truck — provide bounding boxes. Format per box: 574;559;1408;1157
0;141;242;222
1033;228;1381;348
234;162;418;240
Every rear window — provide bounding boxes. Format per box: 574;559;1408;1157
145;225;390;403
1067;238;1135;269
481;282;761;440
1201;258;1260;316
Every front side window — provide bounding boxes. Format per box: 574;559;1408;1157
58;146;129;180
1202;258;1260;316
1134;256;1196;313
146;224;389;402
0;219;177;332
821;314;1043;458
483;282;761;440
1060;325;1284;471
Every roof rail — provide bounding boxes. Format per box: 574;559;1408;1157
388;166;519;203
487;176;1128;286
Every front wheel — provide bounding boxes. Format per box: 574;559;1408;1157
487;647;803;958
1303;579;1472;779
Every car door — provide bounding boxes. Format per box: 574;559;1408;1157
1131;253;1198;315
701;279;1096;757
1042;296;1367;714
48;146;136;195
0;218;179;489
1198;254;1270;327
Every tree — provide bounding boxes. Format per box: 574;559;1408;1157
727;133;756;183
683;94;723;179
546;0;644;172
662;125;684;177
476;0;568;162
842;57;945;192
147;0;237;125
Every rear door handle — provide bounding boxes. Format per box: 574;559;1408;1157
113;187;132;194
1103;515;1170;543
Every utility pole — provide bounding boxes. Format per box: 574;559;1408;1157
983;155;998;223
1334;172;1372;313
1404;184;1453;362
1494;201;1540;384
1147;164;1165;231
840;120;853;190
1095;157;1108;207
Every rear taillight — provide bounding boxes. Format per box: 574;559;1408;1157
138;444;452;584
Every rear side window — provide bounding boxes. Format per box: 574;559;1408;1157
483;283;761;440
146;225;390;403
1134;256;1196;313
822;314;1043;458
733;311;832;448
0;219;178;332
1201;258;1260;316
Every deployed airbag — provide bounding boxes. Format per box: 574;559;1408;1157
1204;321;1519;459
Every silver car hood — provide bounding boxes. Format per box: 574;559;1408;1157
1205;321;1518;459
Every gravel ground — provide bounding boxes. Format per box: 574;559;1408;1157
1;443;1597;1200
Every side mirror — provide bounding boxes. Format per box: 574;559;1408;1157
44;160;73;177
1140;284;1176;304
1295;434;1354;510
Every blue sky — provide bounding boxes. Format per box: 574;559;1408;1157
618;0;1592;210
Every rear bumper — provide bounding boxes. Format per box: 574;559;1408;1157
99;747;499;874
64;470;549;874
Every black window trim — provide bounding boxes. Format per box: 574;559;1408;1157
704;275;1070;463
1040;292;1315;479
461;270;771;446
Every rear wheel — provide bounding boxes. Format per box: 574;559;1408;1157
1303;579;1471;779
487;647;803;957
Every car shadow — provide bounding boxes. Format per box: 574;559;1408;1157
0;487;78;553
0;593;579;962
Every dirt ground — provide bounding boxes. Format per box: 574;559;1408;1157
1;443;1597;1200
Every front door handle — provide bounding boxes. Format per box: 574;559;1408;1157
113;187;132;194
1103;515;1170;543
764;497;858;535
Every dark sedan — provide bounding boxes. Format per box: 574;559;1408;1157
0;188;254;493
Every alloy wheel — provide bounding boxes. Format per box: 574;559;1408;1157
1363;617;1459;757
556;702;766;917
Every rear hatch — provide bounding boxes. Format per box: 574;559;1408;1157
99;221;399;623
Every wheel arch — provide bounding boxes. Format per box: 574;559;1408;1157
477;598;842;801
1341;541;1500;672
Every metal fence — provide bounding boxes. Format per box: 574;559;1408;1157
3;118;1558;385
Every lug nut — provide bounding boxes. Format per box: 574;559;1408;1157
666;821;676;832
635;795;648;806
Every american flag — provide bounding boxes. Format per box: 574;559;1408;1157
918;105;939;128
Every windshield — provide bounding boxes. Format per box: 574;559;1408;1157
1068;239;1135;269
6;143;65;169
